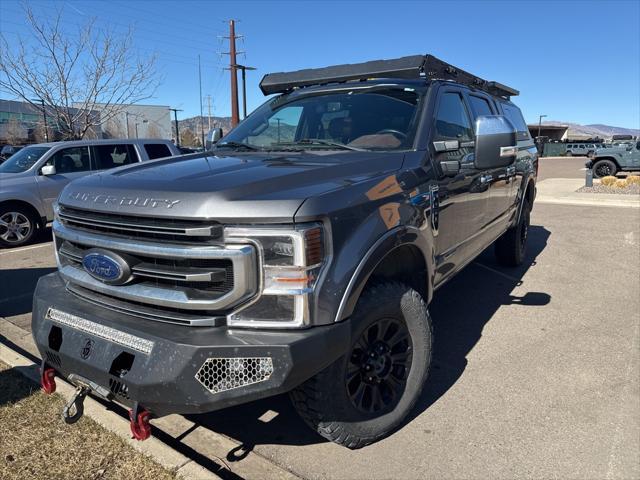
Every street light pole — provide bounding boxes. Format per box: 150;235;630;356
232;64;256;119
32;98;48;141
170;108;183;147
538;114;547;139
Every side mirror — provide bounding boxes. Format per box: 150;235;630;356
474;115;517;169
205;128;224;150
41;165;56;176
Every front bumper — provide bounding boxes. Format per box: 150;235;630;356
32;272;351;417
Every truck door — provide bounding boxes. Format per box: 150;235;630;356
465;93;516;229
36;146;92;220
428;88;490;286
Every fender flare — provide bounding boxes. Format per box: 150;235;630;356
333;225;434;322
516;175;536;224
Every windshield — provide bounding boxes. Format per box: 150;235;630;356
0;146;50;173
221;87;422;152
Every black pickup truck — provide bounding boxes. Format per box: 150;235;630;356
32;54;537;449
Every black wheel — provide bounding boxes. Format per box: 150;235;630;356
495;200;530;267
290;282;432;449
592;159;617;178
0;206;38;247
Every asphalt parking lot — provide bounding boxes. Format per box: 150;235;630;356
1;159;639;479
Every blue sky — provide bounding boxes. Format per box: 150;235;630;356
1;0;639;128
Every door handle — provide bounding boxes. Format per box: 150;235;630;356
480;174;493;184
500;146;518;158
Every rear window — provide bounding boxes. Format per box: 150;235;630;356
501;103;530;140
93;144;139;170
468;95;494;119
144;143;172;160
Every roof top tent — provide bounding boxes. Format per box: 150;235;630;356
259;54;519;100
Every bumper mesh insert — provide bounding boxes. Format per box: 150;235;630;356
195;357;274;394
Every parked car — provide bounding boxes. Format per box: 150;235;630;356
32;54;537;448
565;143;602;156
0;145;23;162
0;138;180;247
587;141;640;177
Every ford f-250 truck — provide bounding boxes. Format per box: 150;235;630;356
32;55;537;449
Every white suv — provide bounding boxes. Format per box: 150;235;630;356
0;139;180;247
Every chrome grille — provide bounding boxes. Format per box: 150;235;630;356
53;210;258;326
58;205;223;244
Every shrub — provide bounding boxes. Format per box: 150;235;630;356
626;175;640;185
614;179;629;188
601;176;618;186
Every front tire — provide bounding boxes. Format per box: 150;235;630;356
0;206;38;247
495;200;530;267
290;282;432;449
592;159;617;178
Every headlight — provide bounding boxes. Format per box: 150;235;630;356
224;224;326;328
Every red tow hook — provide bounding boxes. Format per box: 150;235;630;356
41;367;56;394
129;408;152;441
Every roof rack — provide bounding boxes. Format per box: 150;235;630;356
259;54;519;99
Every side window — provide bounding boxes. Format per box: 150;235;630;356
468;95;494;119
46;147;91;174
93;144;139;170
501;103;530;140
144;143;172;160
434;92;473;141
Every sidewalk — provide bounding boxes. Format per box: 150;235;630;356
536;178;640;208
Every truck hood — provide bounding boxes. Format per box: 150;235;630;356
59;151;405;222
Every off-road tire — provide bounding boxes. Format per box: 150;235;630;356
0;205;38;248
495;200;530;267
592;159;617;178
290;282;432;449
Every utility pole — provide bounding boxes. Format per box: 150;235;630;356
206;95;213;130
198;54;205;148
32;98;48;141
233;64;256;119
170;108;183;147
222;20;242;128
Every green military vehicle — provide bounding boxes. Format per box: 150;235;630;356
588;141;640;178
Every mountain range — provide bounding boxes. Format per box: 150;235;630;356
540;121;639;139
177;115;638;140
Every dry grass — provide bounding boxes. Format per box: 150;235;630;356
600;176;618;186
0;362;176;480
627;175;640;185
614;179;629;188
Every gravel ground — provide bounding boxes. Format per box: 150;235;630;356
577;183;640;195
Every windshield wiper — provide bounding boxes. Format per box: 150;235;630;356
286;139;366;151
214;141;260;151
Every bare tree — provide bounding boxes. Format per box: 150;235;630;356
3;118;27;144
0;4;159;140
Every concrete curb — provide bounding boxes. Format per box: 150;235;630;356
0;340;220;480
536;178;640;209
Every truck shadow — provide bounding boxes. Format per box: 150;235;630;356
0;267;57;317
190;225;551;453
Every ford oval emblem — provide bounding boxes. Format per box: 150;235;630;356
82;249;130;285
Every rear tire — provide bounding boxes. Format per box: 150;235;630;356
592;159;617;178
495;200;530;267
290;282;432;449
0;205;38;248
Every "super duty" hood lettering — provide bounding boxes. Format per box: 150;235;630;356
68;192;180;209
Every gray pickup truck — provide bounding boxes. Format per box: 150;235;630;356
32;55;537;448
0;139;180;247
587;141;640;177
